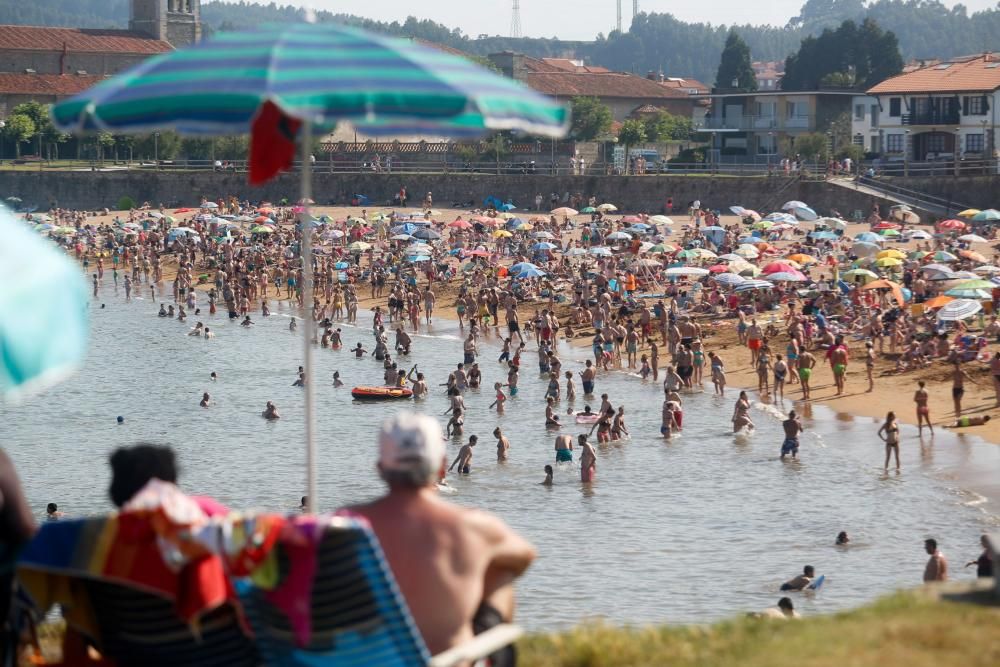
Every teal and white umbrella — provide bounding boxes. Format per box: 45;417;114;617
51;20;567;514
1;205;88;399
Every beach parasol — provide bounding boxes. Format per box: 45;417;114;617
924;295;954;309
1;205;88;399
786;254;818;265
959;249;987;263
843;268;879;283
792;206;818;221
905;229;933;240
809;231;838;241
762;261;800;274
589;246;613;256
347;241;371;252
607;231;633;241
648;215;674;225
860;279;906;307
877;249;906;260
412;228;442;241
764;212;797;224
971;209;1000;222
493;230;513;238
973;265;1000;275
447;220;472;229
937;298;983;321
933;251;958;262
781;200;808;211
734;244;760;259
874;257;903;268
531;242;557;251
735;280;773;292
854;232;883;244
958;234;988;243
712;273;746;286
945;287;992;299
596;203;618;213
937;219;967;231
957;209;980;218
550;207;578;216
580;206;596;213
765;271;809;282
531;231;555;239
665;267;710;277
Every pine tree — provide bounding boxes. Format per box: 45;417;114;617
714;31;757;92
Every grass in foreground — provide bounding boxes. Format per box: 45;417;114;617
518;592;1000;667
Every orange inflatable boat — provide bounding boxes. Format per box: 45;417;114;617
351;385;413;400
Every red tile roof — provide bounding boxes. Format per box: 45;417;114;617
0;25;172;55
660;77;710;94
526;71;690;100
0;73;106;97
868;54;1000;94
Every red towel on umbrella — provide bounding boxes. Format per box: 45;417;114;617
249;100;301;185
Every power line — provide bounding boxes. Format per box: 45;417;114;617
510;0;522;39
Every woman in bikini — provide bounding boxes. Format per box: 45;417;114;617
878;411;900;471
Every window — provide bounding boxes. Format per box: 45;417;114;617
870;135;880;153
870;105;879;128
854;104;865;120
786;101;807;118
886;134;904;153
853;134;864;146
966;133;985;153
966;96;986;115
925;133;946;153
889;97;901;117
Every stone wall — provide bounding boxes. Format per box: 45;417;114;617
0;170;906;217
879;175;1000;209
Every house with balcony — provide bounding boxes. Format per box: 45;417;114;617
852;53;1000;163
700;90;854;158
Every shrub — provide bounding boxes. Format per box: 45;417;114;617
116;195;136;211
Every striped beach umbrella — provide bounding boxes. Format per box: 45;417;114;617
936;298;983;321
51;23;567;139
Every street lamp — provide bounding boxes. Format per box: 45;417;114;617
0;120;5;163
154;132;160;169
954;127;961;176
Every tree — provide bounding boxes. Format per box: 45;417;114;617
781;18;902;90
715;30;757;91
644;111;693;142
95;132;115;162
3;114;35;157
569;97;613;141
618;119;646;173
134;131;181;161
792;132;829;161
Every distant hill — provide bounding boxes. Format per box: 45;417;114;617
2;0;998;84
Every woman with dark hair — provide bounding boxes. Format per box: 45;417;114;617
108;444;228;516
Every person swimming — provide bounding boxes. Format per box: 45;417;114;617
333;371;344;387
262;401;280;420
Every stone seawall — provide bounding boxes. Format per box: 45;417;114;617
0;170;900;217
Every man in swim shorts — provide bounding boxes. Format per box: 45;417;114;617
781;410;803;460
797;350;816;400
554;434;573;462
449;435;477;474
581;360;596;395
746;319;762;364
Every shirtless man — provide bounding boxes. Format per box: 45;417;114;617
554;434;573;463
797;349;817;400
923;538;948;582
827;337;849;395
580;361;597;396
262;401;280;420
423;287;436;325
746;319;763;364
781;410;803;460
914;380;934;436
449;435;477;474
950;359;978;418
345;413;535;657
408;367;428;398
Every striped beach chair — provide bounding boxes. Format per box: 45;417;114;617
237;516;521;667
16;516;259;667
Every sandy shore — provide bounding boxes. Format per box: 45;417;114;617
78;204;1000;447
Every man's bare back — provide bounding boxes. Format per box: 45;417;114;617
349;490;535;654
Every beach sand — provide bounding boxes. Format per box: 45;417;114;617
78;204;1000;447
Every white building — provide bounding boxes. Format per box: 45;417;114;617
851;53;999;164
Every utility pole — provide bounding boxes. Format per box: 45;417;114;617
633;0;638;20
616;0;622;33
510;0;522;39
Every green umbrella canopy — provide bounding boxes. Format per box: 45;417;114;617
51;22;568;138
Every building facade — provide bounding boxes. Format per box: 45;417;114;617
851;54;999;163
701;90;854;158
0;0;201;115
489;52;695;123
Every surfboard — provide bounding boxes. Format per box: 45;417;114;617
807;574;825;591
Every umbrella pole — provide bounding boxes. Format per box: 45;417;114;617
300;120;318;515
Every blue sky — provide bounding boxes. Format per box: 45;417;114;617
303;0;996;40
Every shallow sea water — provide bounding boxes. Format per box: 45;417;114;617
3;282;999;630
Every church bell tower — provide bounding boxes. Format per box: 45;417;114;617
129;0;202;47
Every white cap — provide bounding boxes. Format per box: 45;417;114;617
378;412;445;476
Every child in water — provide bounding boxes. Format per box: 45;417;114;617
490;382;507;415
